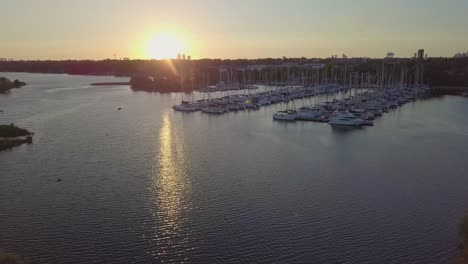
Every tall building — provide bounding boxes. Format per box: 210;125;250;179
177;53;181;60
417;49;424;61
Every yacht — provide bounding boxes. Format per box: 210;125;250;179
173;101;198;112
295;107;324;121
273;110;296;121
328;113;364;126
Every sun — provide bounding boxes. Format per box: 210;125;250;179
147;33;185;60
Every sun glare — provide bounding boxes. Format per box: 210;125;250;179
147;33;185;60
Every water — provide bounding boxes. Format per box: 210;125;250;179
1;72;468;264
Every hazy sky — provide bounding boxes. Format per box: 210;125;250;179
1;0;467;59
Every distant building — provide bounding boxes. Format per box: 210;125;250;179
417;49;425;61
177;53;181;60
187;55;191;61
182;54;186;60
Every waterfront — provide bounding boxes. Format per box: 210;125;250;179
1;72;468;263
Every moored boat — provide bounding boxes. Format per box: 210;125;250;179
328;113;364;126
273;110;297;121
201;106;228;114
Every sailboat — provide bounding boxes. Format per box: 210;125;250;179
173;101;198;112
173;68;198;112
295;69;327;121
273;65;297;121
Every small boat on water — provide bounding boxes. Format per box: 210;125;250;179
173;101;198;112
328;113;364;126
201;106;228;114
295;107;324;121
273;110;297;121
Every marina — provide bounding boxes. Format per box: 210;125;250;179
173;60;431;128
274;84;430;126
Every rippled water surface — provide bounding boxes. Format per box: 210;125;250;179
1;72;468;264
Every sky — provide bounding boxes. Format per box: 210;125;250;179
1;0;468;60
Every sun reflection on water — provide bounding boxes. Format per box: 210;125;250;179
149;112;192;261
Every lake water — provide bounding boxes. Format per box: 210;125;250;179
1;72;468;264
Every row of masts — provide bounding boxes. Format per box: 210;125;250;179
196;62;424;93
176;60;426;106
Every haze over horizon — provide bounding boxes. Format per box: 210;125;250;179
1;0;468;60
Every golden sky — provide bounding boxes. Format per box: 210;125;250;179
1;0;467;60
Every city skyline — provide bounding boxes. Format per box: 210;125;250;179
1;0;468;60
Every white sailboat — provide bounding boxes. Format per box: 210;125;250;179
273;110;297;121
173;63;199;112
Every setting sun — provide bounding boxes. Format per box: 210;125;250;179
146;33;185;60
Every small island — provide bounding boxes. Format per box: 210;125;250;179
0;77;27;93
0;124;34;151
130;75;192;93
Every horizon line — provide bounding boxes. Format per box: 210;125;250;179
0;56;462;62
